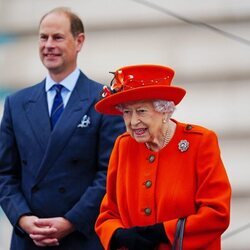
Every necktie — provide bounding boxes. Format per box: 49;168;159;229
51;84;64;129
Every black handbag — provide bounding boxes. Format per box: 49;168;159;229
172;218;186;250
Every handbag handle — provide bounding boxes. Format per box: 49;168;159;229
172;218;186;250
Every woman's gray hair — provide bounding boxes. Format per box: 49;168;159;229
115;100;175;115
153;100;175;114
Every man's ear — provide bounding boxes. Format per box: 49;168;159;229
76;33;85;52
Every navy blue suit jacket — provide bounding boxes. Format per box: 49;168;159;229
0;72;125;249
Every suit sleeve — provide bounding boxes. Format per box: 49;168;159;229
0;97;32;230
64;113;125;237
164;130;231;249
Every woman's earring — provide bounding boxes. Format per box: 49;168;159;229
163;113;168;124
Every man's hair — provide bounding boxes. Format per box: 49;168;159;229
39;7;84;37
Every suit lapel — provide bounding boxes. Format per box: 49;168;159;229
35;72;94;183
24;81;51;152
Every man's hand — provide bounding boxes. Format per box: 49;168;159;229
30;217;75;246
18;215;59;247
19;215;75;247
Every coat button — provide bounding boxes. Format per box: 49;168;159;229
148;155;155;163
144;207;152;216
145;180;152;188
186;124;192;130
58;187;66;193
31;185;39;193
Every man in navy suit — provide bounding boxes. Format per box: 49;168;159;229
0;7;125;249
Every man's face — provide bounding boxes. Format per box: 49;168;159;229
39;12;84;77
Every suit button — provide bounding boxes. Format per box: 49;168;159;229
148;155;155;163
58;187;66;193
31;185;39;193
145;180;152;188
22;160;27;165
144;207;152;216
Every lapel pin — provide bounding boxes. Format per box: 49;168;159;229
178;139;189;152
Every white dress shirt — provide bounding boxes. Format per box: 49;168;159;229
45;68;80;115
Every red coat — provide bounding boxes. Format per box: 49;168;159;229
95;120;231;250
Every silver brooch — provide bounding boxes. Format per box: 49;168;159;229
77;115;91;128
178;140;189;152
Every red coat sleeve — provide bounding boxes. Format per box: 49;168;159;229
164;130;231;249
95;137;124;250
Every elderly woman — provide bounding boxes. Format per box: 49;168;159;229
94;65;231;250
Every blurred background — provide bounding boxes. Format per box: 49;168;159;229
0;0;250;249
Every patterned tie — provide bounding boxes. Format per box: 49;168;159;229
50;84;64;129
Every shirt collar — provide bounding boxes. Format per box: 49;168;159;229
45;68;80;92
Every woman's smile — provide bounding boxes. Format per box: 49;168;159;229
133;128;147;137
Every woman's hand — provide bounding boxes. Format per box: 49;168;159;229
110;223;168;250
111;227;155;250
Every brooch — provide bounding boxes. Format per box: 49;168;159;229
77;115;91;128
178;140;189;152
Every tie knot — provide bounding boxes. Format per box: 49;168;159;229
53;84;64;93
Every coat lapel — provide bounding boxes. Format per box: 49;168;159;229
24;81;51;152
34;72;94;183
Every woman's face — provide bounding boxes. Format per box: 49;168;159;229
122;101;166;144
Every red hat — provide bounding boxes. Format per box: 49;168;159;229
95;64;186;115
